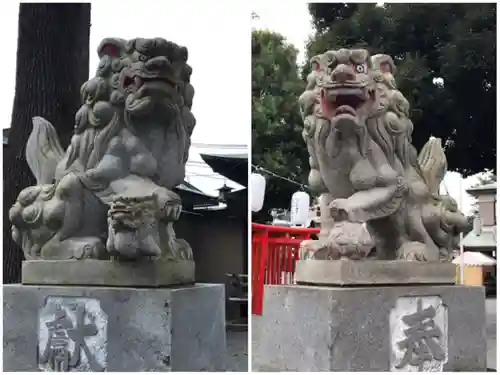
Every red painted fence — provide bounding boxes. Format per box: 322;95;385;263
251;223;320;315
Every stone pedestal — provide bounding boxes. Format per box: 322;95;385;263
22;259;195;287
253;283;487;372
4;283;226;371
295;259;457;285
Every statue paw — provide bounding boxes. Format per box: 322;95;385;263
329;199;350;221
71;237;106;259
173;239;193;260
303;242;366;260
396;241;429;261
299;240;341;260
162;201;182;221
328;221;373;259
40;236;106;260
155;189;182;221
300;221;373;261
329;198;367;222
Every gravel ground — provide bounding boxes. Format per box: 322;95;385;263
251;298;497;371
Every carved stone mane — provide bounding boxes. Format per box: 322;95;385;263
299;48;469;262
9;37;197;265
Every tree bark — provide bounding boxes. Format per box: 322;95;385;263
3;3;91;283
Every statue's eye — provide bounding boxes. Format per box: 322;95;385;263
355;64;366;73
139;54;147;62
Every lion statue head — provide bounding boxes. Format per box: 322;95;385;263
58;37;196;189
300;47;469;260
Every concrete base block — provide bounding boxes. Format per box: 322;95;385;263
295;260;457;285
253;284;486;372
4;283;226;371
22;259;195;287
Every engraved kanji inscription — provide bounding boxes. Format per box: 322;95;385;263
395;298;445;370
390;296;448;372
40;306;73;371
38;297;107;372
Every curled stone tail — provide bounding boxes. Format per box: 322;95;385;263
26;117;65;184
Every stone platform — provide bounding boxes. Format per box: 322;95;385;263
22;259;195;287
295;260;457;285
4;283;226;371
253;284;486;372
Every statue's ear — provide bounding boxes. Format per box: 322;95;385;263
380;61;392;74
97;38;126;59
310;55;323;72
381;55;396;75
371;54;396;74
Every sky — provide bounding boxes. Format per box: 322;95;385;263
251;2;313;66
1;1;251;196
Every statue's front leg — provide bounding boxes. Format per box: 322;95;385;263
329;177;407;222
41;173;108;259
156;190;193;260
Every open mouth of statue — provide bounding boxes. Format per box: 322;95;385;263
122;74;177;97
321;87;375;117
123;73;179;114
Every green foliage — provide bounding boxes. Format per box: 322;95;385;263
252;30;308;216
306;3;496;175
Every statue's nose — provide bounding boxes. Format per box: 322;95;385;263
331;64;355;83
145;56;171;72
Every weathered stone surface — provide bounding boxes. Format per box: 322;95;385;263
4;283;226;371
299;49;469;261
253;284;486;372
10;37;197;262
22;259;195;287
295;259;456;285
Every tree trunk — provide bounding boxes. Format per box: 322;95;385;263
3;3;91;283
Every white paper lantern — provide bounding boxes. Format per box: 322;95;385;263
290;191;310;226
251;173;266;212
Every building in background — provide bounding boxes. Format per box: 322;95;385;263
182;148;249;324
461;183;497;295
463;183;497;254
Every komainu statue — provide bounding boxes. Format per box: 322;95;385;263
9;37;196;261
298;48;469;261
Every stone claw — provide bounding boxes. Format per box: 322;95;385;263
396;241;429;261
329;198;350;222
